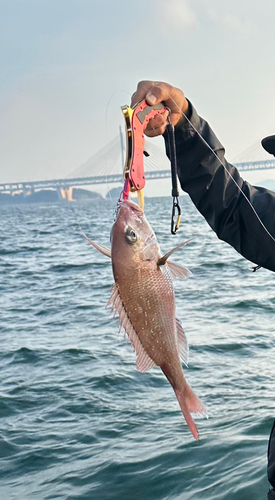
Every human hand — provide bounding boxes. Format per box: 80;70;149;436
131;81;189;137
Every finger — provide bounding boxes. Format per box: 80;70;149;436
168;112;184;126
145;110;168;131
132;81;175;107
145;82;174;106
144;123;168;138
131;81;188;126
151;84;186;115
131;80;155;107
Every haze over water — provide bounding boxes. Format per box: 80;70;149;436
1;196;275;500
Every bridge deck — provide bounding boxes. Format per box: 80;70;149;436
1;160;275;194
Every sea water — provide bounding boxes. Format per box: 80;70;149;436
0;196;274;500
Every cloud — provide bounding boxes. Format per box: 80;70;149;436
158;0;198;33
208;9;255;38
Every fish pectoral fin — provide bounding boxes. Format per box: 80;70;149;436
157;239;193;269
82;232;111;258
176;318;189;366
107;284;156;373
166;261;193;279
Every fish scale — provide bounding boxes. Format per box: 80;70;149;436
115;263;178;367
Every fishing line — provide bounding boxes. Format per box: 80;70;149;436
104;91;118;206
104;90;132;208
167;93;275;245
75;90;132;244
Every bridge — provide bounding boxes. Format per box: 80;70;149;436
1;135;275;199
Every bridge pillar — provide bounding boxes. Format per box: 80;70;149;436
67;186;74;202
57;186;74;201
22;185;33;198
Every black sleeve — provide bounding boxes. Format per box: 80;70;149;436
268;420;275;490
164;102;275;272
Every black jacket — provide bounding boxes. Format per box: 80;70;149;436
164;103;275;272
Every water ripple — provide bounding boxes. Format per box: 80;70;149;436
0;198;274;500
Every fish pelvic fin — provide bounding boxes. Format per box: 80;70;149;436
157;240;193;279
166;261;193;279
157;239;193;267
107;284;156;373
82;232;111;258
175;383;207;441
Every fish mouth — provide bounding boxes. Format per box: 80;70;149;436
116;200;144;222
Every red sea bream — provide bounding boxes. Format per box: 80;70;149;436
86;200;206;440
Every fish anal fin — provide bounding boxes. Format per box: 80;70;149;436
107;284;156;373
175;318;189;366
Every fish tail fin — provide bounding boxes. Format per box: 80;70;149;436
175;383;207;441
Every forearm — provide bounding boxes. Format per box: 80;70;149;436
164;102;275;272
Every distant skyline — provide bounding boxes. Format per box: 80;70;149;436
1;0;275;187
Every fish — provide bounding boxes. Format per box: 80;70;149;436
85;199;206;440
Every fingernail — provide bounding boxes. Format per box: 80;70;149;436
147;93;157;105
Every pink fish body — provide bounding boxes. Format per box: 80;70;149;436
86;200;206;439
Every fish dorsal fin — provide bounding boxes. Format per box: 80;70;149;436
167;261;193;279
157;239;193;267
107;284;156;373
83;232;111;258
176;318;189;366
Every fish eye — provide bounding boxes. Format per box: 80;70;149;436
125;227;137;244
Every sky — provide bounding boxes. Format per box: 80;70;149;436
1;0;275;190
